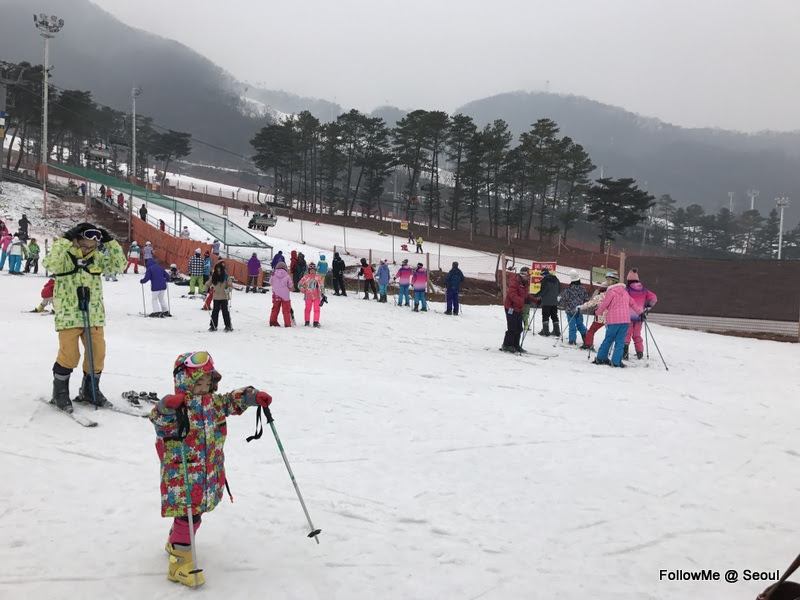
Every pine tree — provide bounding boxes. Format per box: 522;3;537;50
585;178;655;252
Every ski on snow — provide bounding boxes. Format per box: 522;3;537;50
72;397;150;418
40;398;98;427
489;347;558;359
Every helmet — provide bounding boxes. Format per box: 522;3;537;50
131;241;137;246
308;262;317;270
145;241;151;246
402;259;408;265
417;263;423;268
170;263;177;269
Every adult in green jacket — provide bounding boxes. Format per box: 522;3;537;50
42;222;126;413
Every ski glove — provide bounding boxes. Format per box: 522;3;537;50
255;391;272;408
164;393;187;409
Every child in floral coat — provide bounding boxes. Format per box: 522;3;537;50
298;262;324;327
149;351;272;587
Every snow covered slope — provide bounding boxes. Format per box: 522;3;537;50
1;263;799;599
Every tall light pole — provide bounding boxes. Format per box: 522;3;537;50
728;191;735;213
131;87;140;182
748;188;759;211
34;13;64;219
128;87;140;242
776;197;789;259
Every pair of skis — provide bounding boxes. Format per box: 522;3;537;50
42;391;157;427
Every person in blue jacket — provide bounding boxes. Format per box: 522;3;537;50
203;251;212;284
444;261;465;315
376;259;391;303
140;258;172;317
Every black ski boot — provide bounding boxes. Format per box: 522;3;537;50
363;293;369;300
636;351;644;360
538;324;550;337
51;373;73;413
552;322;561;337
413;303;419;312
444;310;452;315
622;344;630;360
77;372;112;408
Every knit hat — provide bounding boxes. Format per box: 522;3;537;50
131;241;137;246
417;262;424;268
569;269;580;282
519;266;530;274
308;262;317;270
204;250;210;257
626;268;639;282
276;261;287;270
402;259;408;265
540;267;550;275
381;258;387;263
195;248;201;254
145;241;151;246
172;351;221;394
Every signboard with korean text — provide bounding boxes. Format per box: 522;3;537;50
531;261;557;294
400;220;409;231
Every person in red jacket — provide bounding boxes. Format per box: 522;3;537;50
358;258;378;300
501;267;535;353
32;278;56;313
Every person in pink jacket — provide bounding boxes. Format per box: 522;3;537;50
593;281;642;367
393;259;413;306
0;232;12;271
623;268;658;360
298;262;324;327
269;261;293;327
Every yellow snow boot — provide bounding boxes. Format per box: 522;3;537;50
167;543;205;587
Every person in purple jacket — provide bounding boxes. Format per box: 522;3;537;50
140;258;172;317
269;261;293;327
393;259;413;307
411;262;428;312
270;250;285;270
246;252;261;293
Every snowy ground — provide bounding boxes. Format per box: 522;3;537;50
2;266;799;599
2;181;799;599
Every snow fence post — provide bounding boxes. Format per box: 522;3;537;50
426;252;432;293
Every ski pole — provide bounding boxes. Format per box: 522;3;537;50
77;287;99;408
587;314;596;360
643;319;668;371
520;306;537;349
180;441;203;587
253;407;321;543
166;282;172;316
141;283;147;318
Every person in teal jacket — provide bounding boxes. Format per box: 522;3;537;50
316;254;329;291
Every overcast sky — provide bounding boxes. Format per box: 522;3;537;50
91;0;799;133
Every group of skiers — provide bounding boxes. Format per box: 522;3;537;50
502;266;658;367
1;232;40;274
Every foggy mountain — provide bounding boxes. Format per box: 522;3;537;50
2;0;798;223
455;92;800;222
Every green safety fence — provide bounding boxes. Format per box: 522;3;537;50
51;164;269;249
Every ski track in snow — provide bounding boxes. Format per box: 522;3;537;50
2;182;800;599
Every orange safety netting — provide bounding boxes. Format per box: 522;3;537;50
132;219;263;287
